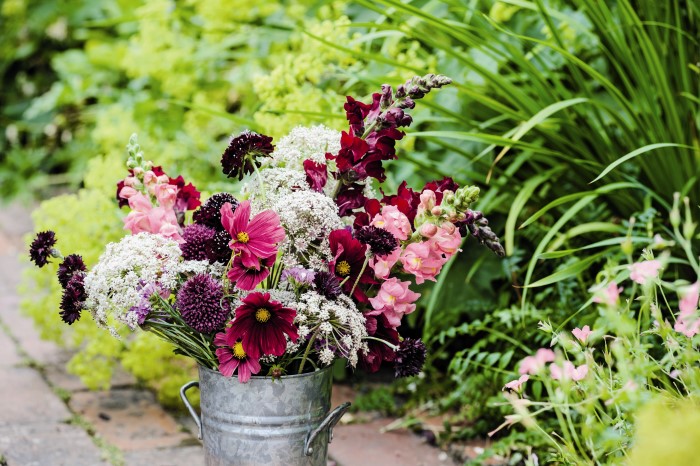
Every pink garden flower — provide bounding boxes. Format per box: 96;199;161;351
214;332;261;383
399;242;446;284
572;325;592;344
629;259;662;285
123;192;182;242
550;361;588;381
518;348;556;375
227;254;275;291
369;247;401;280
592;281;623;306
503;374;529;393
367;278;421;329
675;282;700;337
154;183;178;210
371;205;412;241
416;190;437;218
221;200;285;269
427;223;462;257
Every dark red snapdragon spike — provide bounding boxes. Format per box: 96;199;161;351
168;175;202;211
423;177;459;204
359;314;400;373
335;184;367;217
344;94;382;135
303;160;328;193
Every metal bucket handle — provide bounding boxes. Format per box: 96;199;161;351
180;380;202;440
180;379;350;454
303;402;351;456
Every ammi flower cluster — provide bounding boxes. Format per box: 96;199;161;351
30;75;503;382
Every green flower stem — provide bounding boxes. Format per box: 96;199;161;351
350;255;370;297
297;326;321;374
363;335;398;351
252;162;266;202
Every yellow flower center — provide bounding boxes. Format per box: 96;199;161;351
255;308;271;323
336;260;351;276
236;232;250;243
232;341;247;359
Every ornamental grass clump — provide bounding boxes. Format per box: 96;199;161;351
30;76;503;383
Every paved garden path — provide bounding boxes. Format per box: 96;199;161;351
0;202;463;466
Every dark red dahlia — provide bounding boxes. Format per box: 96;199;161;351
176;274;230;333
181;224;216;261
57;254;86;288
221;130;274;181
359;314;399;373
226;292;298;359
59;274;86;325
193;193;239;231
393;338;427;378
29;231;58;268
328;229;375;302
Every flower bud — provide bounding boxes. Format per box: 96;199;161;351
419;223;438;237
431;206;442;216
670;192;681;228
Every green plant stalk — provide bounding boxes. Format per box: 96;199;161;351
297;326;321;375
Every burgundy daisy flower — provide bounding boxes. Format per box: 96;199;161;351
328;229;375;302
221;130;274;181
206;230;234;264
57;254;86;288
214;332;261;383
313;272;342;301
355;225;398;257
29;231;58;268
226;292;298;360
227;254;275;291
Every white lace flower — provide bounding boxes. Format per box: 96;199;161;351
266;125;341;170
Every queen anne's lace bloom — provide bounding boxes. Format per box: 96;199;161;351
84;233;213;331
266;125;341;170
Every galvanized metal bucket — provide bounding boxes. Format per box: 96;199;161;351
180;365;350;466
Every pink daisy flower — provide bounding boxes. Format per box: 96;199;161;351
214;333;261;383
227;254;275;291
221;200;285;269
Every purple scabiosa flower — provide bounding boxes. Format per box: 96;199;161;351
206;230;233;264
29;231;58;268
282;267;316;286
394;338;427;378
313;271;342;301
180;224;216;261
176;274;230;334
59;274;86;325
57;254;87;288
193;193;239;231
355;225;399;257
221;130;274;181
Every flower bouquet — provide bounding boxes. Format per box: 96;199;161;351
30;74;503;465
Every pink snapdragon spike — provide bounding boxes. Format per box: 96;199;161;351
371;205;412;241
221;200;285;270
675;281;700;337
427;223;462;257
154;183;178;210
214;332;261;383
369;247;401;280
572;325;592;344
518;348;556;375
503;374;529;393
367;278;421;329
416;189;437;218
592;281;623;306
550;361;588;381
629;259;662;285
399;242;446;284
123;193;183;242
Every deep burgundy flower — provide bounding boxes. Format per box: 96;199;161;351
227;254;275;291
335;183;368;217
225;292;298;359
116;178;130;208
394;338;427;378
221;130;274;181
214;333;261;383
359;314;399;373
176;274;230;333
205;230;233;264
344;95;381;135
303;160;328;193
57;254;87;288
59;274;86;325
29;231;58;268
382;182;421;225
328;229;375;302
193;193;239;231
313;271;343;301
355;226;398;257
168;175;202;213
180;224;216;261
423;177;459;204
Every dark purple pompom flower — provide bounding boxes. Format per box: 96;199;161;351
180;224;216;261
176;274;230;334
57;254;86;288
355;225;398;257
206;230;233;264
221;130;274;181
193;193;239;231
29;231;57;268
394;338;427;378
59;274;86;325
313;271;343;301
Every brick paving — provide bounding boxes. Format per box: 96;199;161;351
0;202;462;466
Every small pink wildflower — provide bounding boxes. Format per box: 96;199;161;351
550;361;588;381
629;259;662;285
592;282;623;306
571;325;592;344
371;205;412;241
673;281;700;337
518;348;556;375
503;374;529;393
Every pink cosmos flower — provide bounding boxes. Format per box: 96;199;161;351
123;193;182;242
503;374;529;392
518;348;556;375
371;205;412;241
427;223;462;257
550;362;588;381
369;247;401;280
572;325;592;344
227;254;275;291
399;242;447;284
221;201;285;270
629;259;662;285
214;332;261;383
367;278;421;329
592;281;623;307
